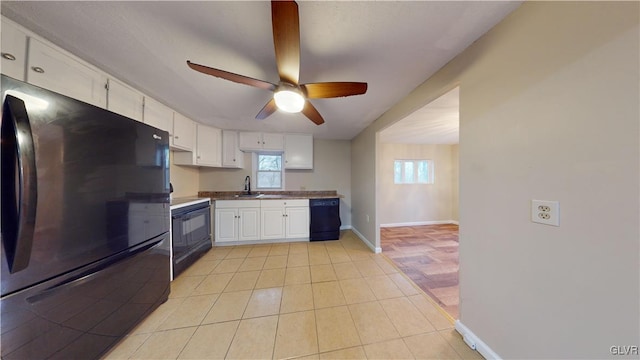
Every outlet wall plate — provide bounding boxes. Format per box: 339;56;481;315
531;200;560;226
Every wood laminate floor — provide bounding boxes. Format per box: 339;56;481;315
381;224;459;319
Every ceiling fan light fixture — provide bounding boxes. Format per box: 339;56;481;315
274;87;305;113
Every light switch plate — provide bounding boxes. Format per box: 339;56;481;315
531;200;560;226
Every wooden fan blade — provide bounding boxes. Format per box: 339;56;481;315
271;0;300;84
301;82;368;99
256;98;278;120
187;61;276;91
301;101;325;125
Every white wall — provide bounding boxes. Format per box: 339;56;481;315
286;139;352;227
169;151;200;197
351;1;639;358
379;143;456;226
199;139;352;227
451;144;459;222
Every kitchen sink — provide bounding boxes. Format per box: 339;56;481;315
234;194;265;198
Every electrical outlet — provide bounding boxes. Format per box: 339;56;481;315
366;214;370;223
531;200;559;226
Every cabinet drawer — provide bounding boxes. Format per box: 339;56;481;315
260;199;308;208
216;200;261;208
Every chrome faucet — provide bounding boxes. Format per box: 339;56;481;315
244;176;251;195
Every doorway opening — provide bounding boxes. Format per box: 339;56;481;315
377;87;460;319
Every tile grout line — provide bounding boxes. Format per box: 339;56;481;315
138;231;465;359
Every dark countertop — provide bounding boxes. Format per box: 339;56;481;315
198;190;343;201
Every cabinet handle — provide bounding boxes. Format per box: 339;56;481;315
175;136;180;139
31;66;45;74
197;155;201;159
2;53;16;61
262;141;265;144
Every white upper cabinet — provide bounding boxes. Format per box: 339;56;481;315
262;133;284;150
172;112;196;152
107;78;143;122
196;125;222;167
238;132;262;151
143;97;173;133
173;124;221;167
27;38;106;108
1;20;27;81
239;132;284;152
284;134;313;169
222;130;244;168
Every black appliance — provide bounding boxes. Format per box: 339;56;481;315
0;75;171;359
171;201;212;278
310;198;341;241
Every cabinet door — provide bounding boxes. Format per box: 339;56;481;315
173;112;195;151
27;38;106;108
1;20;27;81
238;131;263;151
262;133;284;151
196;125;222;167
143;96;172;133
107;78;143;122
260;207;285;240
238;208;260;241
222;130;244;168
285;134;313;169
286;207;310;238
215;208;238;242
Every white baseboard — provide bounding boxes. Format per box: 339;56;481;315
455;320;501;360
348;226;382;253
380;220;458;228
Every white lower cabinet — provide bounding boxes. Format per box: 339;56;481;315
286;206;310;238
215;199;309;243
215;200;260;243
260;199;309;240
260;207;286;240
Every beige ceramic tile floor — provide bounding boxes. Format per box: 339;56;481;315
103;231;483;360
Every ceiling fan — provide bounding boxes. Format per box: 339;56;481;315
186;0;368;125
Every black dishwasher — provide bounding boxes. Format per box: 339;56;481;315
310;198;341;241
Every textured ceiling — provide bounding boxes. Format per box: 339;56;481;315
1;1;520;140
380;87;459;144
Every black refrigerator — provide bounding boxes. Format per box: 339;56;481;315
0;74;171;359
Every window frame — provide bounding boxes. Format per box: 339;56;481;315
393;159;434;184
253;152;285;190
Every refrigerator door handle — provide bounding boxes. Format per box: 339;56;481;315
1;95;38;273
